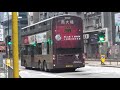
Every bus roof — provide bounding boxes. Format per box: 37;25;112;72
22;14;81;30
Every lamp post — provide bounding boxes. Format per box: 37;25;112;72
12;12;19;78
7;13;22;58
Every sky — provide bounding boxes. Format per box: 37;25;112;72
0;12;19;22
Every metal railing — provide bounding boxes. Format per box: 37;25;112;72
2;62;13;78
2;60;21;78
86;58;120;66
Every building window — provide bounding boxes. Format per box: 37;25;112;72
42;22;47;26
31;16;33;21
96;12;101;15
44;13;47;19
39;13;43;20
59;12;64;15
20;21;28;25
24;28;27;32
65;12;68;14
30;26;35;30
96;18;99;24
38;23;41;28
95;17;101;25
77;12;81;15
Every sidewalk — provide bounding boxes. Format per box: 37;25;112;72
86;58;118;61
0;67;5;78
85;60;120;68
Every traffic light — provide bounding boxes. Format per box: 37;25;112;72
47;38;53;45
32;42;36;47
33;43;36;47
7;36;12;45
98;32;105;43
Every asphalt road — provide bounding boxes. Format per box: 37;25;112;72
54;66;120;78
19;65;120;78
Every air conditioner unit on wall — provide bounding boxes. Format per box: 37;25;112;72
99;23;102;27
96;24;99;28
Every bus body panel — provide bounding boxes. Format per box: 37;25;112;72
52;15;84;69
33;54;53;69
23;55;31;67
21;30;54;69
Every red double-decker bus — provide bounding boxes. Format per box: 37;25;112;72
21;14;85;71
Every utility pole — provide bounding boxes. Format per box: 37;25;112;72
12;12;19;78
7;12;10;59
5;12;11;69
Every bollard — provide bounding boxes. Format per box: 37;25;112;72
12;12;19;78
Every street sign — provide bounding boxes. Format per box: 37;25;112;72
8;42;12;45
101;55;106;63
83;34;89;39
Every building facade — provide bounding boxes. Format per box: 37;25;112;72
0;12;4;23
83;12;120;58
26;12;118;58
18;12;28;47
2;12;28;57
27;12;84;25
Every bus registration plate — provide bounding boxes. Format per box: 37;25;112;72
66;65;73;67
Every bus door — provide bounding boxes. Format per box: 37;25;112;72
31;46;34;67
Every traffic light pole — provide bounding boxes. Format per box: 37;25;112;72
99;42;103;64
7;12;10;59
12;12;19;78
